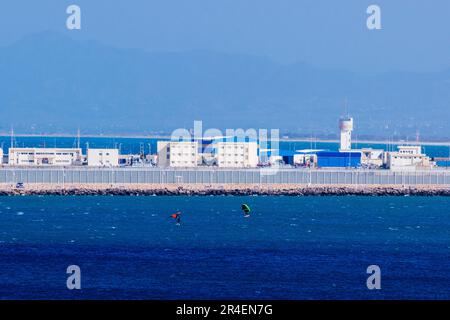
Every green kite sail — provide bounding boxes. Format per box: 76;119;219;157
241;204;251;214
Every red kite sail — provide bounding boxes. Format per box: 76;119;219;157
170;212;181;219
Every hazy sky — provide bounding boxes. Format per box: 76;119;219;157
1;0;449;73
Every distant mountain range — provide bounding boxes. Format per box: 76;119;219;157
1;31;449;140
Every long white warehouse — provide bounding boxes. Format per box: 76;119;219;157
8;148;82;166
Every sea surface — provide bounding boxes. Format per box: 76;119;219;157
0;196;449;299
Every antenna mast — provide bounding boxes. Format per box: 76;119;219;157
10;126;14;149
344;98;349;118
77;128;81;149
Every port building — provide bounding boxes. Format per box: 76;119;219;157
313;117;362;168
360;148;385;168
157;141;199;167
157;137;259;168
216;141;258;167
386;146;432;170
316;151;361;168
87;149;119;167
260;150;316;167
263;150;297;166
8;148;82;166
313;117;383;169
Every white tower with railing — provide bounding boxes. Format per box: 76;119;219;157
339;117;353;151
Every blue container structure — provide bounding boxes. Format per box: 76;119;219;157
316;151;361;168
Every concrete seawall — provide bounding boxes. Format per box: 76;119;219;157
1;167;450;185
1;184;449;196
1;167;449;196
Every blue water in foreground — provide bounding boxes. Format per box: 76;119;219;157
0;196;449;300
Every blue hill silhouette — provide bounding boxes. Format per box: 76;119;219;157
1;31;449;139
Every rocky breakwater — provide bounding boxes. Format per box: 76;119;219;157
0;183;449;196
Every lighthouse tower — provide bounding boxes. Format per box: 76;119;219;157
339;117;353;151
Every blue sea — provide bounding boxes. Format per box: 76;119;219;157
0;196;449;299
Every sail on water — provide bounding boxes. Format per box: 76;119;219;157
241;204;251;217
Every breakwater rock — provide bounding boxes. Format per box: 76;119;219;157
0;184;449;196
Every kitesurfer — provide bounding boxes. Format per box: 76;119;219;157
241;204;251;217
170;212;182;225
